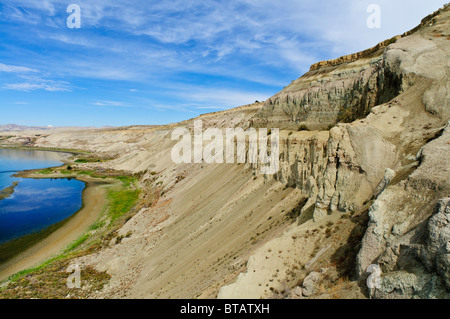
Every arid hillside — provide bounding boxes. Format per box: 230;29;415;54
0;5;448;299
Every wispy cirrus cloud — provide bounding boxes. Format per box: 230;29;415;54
174;86;270;108
0;62;71;92
3;1;447;61
3;82;70;92
92;101;132;107
3;76;71;92
195;106;229;110
0;63;38;73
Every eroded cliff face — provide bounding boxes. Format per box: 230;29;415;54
255;4;449;222
252;44;408;131
220;5;449;299
354;122;450;299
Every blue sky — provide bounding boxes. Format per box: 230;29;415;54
0;0;446;127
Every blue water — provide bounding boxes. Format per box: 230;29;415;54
0;149;85;244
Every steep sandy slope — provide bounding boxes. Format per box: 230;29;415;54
0;5;448;299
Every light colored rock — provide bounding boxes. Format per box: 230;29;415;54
302;272;321;297
356;122;450;280
374;271;418;299
292;286;303;297
420;198;450;289
253;54;394;131
373;168;396;198
305;245;331;270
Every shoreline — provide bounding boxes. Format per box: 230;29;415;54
0;181;19;200
0;145;90;156
0;171;114;282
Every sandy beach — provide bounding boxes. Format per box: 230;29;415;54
0;175;113;282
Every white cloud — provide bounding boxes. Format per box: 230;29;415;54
196;106;229;110
93;101;132;107
3;78;71;92
173;86;271;109
0;63;38;73
0;62;71;92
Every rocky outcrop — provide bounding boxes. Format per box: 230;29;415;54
355;121;450;299
272;131;328;218
262;116;401;223
369;196;450;299
252;54;402;131
301;271;321;297
309;37;398;72
312;123;397;220
419;198;450;290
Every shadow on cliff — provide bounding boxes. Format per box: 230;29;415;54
329;208;371;297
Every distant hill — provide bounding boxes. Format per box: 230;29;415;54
0;124;51;131
0;124;114;132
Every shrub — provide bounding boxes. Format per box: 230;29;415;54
337;105;357;123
